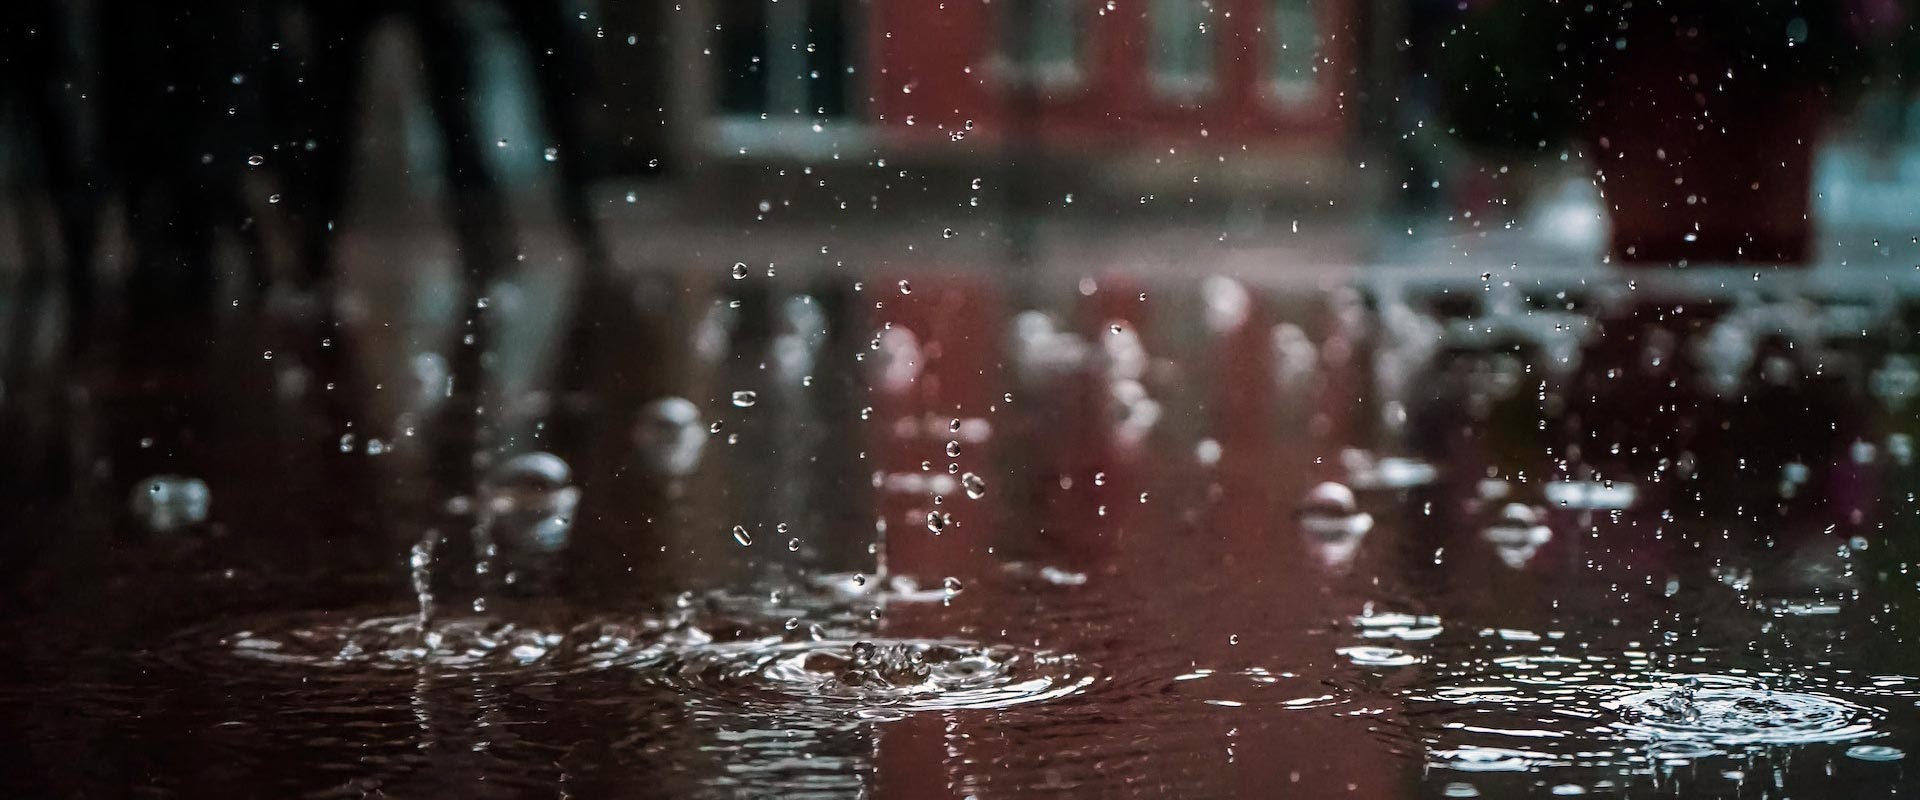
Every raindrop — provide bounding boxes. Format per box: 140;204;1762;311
129;475;212;533
543;147;559;162
945;440;961;457
732;263;749;280
732;525;754;546
926;510;951;533
732;390;758;408
898;279;912;295
961;472;987;499
787;538;801;552
247;154;264;166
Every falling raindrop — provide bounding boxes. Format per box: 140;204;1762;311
732;263;749;279
732;525;754;547
129;475;212;533
945;440;961;457
732;390;758;408
898;279;912;295
926;510;951;533
943;577;964;594
961;472;987;499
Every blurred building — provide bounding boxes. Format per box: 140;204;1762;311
623;0;1360;213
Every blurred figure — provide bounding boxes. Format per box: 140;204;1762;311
97;0;275;332
1;1;104;362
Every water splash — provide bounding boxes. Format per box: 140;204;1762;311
650;637;1092;716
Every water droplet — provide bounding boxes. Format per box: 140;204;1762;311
247;154;264;166
787;538;801;552
731;390;758;408
961;472;987;499
898;280;912;295
945;440;961;458
129;475;212;533
732;263;749;279
925;510;951;533
942;577;963;594
732;525;753;546
543;147;559;162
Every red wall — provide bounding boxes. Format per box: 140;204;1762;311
866;0;1353;152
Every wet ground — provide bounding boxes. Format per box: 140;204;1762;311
5;261;1920;798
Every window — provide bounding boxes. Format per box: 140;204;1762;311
1150;0;1217;94
716;0;856;118
1268;0;1323;105
998;0;1085;86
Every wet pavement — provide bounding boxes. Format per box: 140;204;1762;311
5;261;1920;797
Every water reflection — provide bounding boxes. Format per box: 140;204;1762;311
9;266;1920;796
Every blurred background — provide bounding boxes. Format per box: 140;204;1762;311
10;0;1920;314
14;2;1920;797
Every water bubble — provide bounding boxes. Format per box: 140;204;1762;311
961;472;987;499
479;452;580;555
732;263;749;280
787;538;801;552
732;525;754;547
633;397;706;478
926;510;951;533
945;440;961;458
732;390;759;408
129;475;212;533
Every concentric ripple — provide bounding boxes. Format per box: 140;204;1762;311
1604;675;1881;747
650;637;1094;715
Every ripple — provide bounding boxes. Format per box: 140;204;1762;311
1348;611;1443;641
1429;746;1569;773
1604;676;1882;748
1846;744;1907;762
1337;645;1423;667
1164;667;1350;710
649;637;1094;717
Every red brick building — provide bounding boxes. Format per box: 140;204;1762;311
653;0;1357;190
